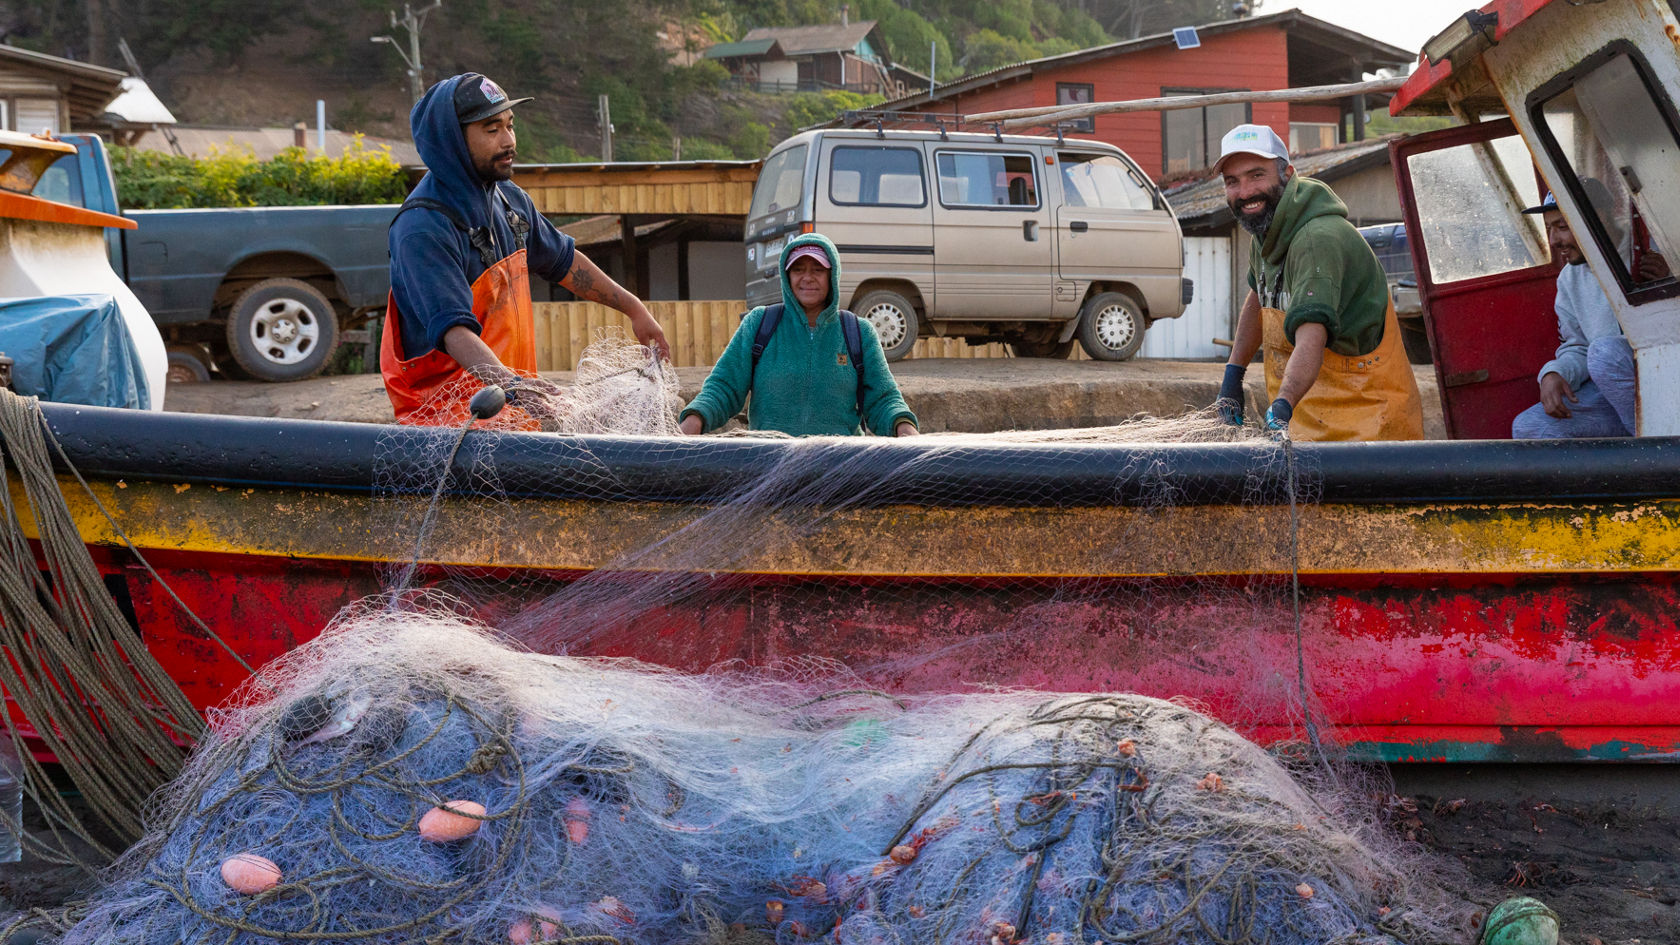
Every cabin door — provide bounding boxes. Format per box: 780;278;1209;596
1392;119;1559;440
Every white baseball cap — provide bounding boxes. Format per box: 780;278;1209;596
1214;124;1290;174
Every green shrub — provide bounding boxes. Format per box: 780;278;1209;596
784;90;880;130
110;138;408;209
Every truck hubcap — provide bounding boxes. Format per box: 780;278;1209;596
249;299;319;364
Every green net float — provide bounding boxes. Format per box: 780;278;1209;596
841;718;887;749
1480;896;1559;945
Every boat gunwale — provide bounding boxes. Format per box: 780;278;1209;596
36;402;1680;508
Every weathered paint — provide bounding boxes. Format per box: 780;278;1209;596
29;477;1680;578
0;190;136;230
56;509;1680;765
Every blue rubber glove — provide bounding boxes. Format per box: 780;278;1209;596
1215;363;1246;426
1263;397;1293;433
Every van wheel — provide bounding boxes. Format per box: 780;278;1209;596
1077;292;1146;361
1007;338;1074;359
854;289;919;361
225;278;339;382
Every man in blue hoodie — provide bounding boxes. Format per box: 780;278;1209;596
381;73;668;423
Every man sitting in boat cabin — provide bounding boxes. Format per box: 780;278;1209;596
1211;124;1424;441
381;73;669;424
1510;185;1658;439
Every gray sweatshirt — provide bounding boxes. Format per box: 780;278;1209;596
1539;261;1623;389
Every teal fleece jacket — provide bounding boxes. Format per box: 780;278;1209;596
681;234;917;436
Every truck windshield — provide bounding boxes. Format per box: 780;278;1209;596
749;145;807;219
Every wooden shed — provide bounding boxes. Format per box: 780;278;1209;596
0;44;124;136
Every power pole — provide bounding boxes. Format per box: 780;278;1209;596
597;95;614;162
371;1;442;103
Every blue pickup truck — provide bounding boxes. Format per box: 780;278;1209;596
37;134;398;382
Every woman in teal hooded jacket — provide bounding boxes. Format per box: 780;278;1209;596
678;234;919;437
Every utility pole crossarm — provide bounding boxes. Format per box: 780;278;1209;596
374;0;443;103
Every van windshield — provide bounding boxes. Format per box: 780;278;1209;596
1058;153;1154;210
750;145;807;219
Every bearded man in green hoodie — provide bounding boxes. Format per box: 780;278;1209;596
1211;124;1424;441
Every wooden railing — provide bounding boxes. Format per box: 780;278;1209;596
532;301;1021;371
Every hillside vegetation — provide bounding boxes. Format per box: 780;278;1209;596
8;0;1255;162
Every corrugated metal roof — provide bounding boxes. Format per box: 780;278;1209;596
703;38;780;59
1165;137;1395;229
739;21;879;56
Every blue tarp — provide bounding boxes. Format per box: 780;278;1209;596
0;294;152;410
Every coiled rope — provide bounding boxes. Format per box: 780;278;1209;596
0;391;211;865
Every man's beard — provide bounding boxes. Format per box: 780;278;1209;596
1230;182;1285;237
476;149;516;182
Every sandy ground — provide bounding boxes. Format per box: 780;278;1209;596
159;359;1450;439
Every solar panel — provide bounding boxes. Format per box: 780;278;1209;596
1173;27;1201;50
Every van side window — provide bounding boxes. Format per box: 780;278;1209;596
829;147;927;207
935;152;1037;208
1057;153;1154;210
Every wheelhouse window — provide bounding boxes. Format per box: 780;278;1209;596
1161;89;1249;174
1405;133;1547;284
828;146;927;207
1057;152;1155;210
1530;45;1680;302
935;151;1038;208
1056;82;1095;133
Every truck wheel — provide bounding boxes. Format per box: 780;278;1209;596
1007;338;1074;359
854;289;919;361
166;346;212;383
1076;292;1146;361
225;278;339;382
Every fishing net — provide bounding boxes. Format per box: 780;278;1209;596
37;608;1466;945
5;334;1486;943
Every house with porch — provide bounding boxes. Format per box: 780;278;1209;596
704;18;922;96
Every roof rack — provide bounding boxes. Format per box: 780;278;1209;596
840;109;969;136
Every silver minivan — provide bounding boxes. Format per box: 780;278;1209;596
744;128;1191;360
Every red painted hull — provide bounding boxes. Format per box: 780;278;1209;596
99;544;1680;763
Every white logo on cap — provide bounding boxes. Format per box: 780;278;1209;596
479;77;506;104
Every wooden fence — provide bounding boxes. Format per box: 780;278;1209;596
533;301;1023;371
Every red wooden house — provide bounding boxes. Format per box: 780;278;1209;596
869;9;1412;181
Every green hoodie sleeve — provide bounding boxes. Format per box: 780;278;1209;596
857;318;917;434
1280;223;1389;356
681;307;764;433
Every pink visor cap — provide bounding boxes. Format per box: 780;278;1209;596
784;245;832;269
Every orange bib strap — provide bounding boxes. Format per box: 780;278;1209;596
382;248;534;424
1261;298;1424;442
